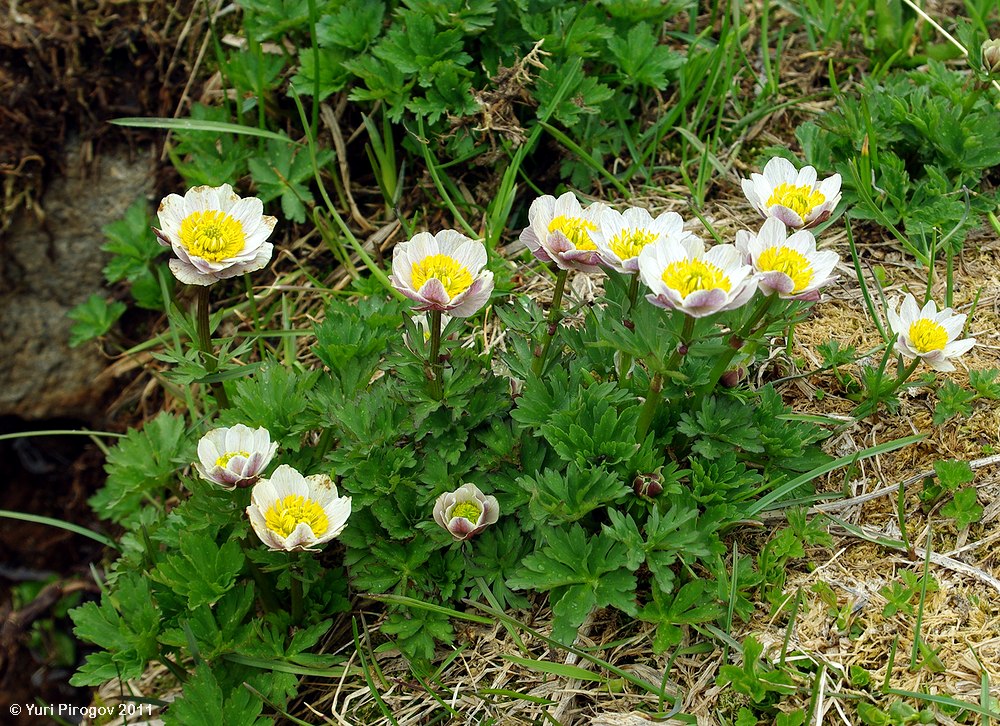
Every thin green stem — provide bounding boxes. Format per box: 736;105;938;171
244;273;267;360
532;269;569;376
635;372;664;443
194;285;229;409
428;309;444;400
636;314;696;441
291;560;304;623
694;295;777;406
617;274;642;382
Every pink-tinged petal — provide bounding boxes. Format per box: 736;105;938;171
448;272;494;317
922;351;956;372
679;288;728;317
769;205;806;228
758;271;796;295
817;175;842;201
418;277;452;307
447;518;477;540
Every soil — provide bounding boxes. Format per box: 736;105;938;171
0;0;197;721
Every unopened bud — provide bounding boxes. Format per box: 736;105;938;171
623;318;635;331
720;367;746;388
633;472;663;498
982;38;1000;74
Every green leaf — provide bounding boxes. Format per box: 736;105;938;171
153;532;245;610
941;486;983;529
89;413;189;524
317;0;384;50
165;663;266;726
247;137;332;223
606;22;683;90
933;459;974;491
508;525;637;644
933;380;976;424
68;294;126;347
535;60;613;128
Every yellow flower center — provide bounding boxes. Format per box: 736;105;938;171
609;229;658;261
756;247;814;293
216;450;250;468
179;210;246;261
264;494;329;538
548;215;597;250
451;501;482;522
908;319;948;354
411;254;473;298
766;183;826;219
661;259;731;298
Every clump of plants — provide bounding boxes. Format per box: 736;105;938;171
62;139;977;723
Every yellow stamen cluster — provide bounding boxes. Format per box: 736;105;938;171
179;210;246;261
451;501;483;522
609;229;658;261
411;254;473;298
264;494;329;538
661;259;731;298
756;247;814;293
908;319;948;353
216;450;250;468
766;183;825;219
549;215;597;250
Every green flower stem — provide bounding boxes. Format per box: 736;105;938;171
532;268;569;376
634;372;664;443
635;314;696;442
694;295;778;405
428;309;444;400
194;285;230;409
617;274;642;383
291;552;304;623
241;537;280;615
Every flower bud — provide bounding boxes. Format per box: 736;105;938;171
720;367;746;388
633;472;663;498
982;39;1000;74
433;483;499;541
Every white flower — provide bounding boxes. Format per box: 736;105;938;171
195;424;278;489
637;236;756;318
518;192;608;272
155;184;277;286
590;207;697;274
887;294;975;372
735;217;839;300
247;465;351;551
390;231;494;317
741;158;841;229
433;483;499;541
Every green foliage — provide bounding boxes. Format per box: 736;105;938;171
247;138;333;223
89;413;189;525
879;571;938;618
716;636;796;704
68;294;126;347
799;61;1000;260
100;197;170;310
508;525;637;644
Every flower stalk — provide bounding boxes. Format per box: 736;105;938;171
532;268;569;376
636;314;696;441
194;285;229;409
617;274;642;383
428;309;444;399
